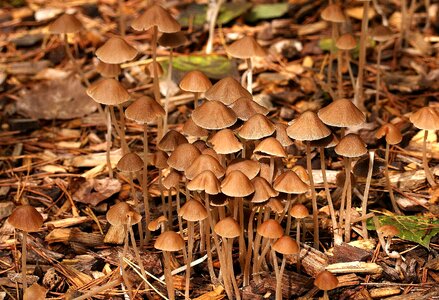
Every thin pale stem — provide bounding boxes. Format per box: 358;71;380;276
354;0;370;110
246;58;253;94
21;232;27;293
142;124;150;242
163;49;173;134
118;0;126;36
193;91;200;109
296;221;301;272
184;222;194;299
244;207;256;286
344;157;353;242
163;252;175;300
423;130;437;187
105;106;113;178
129;173;144;247
362;151;375;239
375;44;383;108
385;144;402;214
306;142;319;249
118;105;129;155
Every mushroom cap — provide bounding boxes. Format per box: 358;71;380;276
167;143;201;172
96;61;121;78
409;107;439;131
287;111;331;141
8;205;43;232
274;123;294;147
154;231;185;251
272;236;299;255
257;219;283;239
48;13;83;34
86;79;130;105
321;4;346;23
179;70;212;93
106;202;141;226
238;114;275;140
289;204;309;218
309;133;339;148
162;169;182;190
314;270;339;291
125;96;165;124
179;199;208;222
370;25;394;42
273;171;309;194
117;152;143;172
267;198;284;214
226;36;266;59
336;33;357;50
254;137;287;158
148;215;168;231
131;4;180;33
318;99;365;127
378;225;399;237
95;36;138;64
187;170;221;195
158;130;188;152
205;77;252;105
145;61;164;78
158;31;188;48
251;176;279;203
230;97;269;121
24;283;47;300
226;159;260;180
214;217;241;238
292;165;310;183
192;101;237;130
185;154;225;180
221;170;255;197
375;123;402;145
209;129;243;154
335;133;367;157
183;118;209;138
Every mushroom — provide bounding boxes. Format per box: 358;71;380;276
289;203;309;271
314;270;339;300
205;76;251;106
377;225;400;256
238;113;275;158
179;70;212;108
253;137;287;183
192;100;237;130
272;236;299;300
335;33;357;94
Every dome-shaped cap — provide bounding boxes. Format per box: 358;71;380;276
272;236;299;255
226;36;266;59
148;215;168;231
273;171;309;194
336;33;356;50
96;61;121;78
251;176;279;203
158;31;188;48
318;99;365;127
309;133;339;148
335;133;367;157
287;111;331;141
131;4;180;33
230;97;269;121
321;4;346;23
158;130;188;152
226;158;260;180
205;77;252;105
86;79;129;105
95;36;138;64
257;219;283;239
238;114;275;140
185;154;225;180
167;143;201;172
274;123;294;147
289;204;309;218
214;217;240;238
162;169;181;190
314;270;339;290
254;137;287;158
378;225;399;238
117;152;143;172
370;25;394;42
187;170;221;195
209;129;243;154
8;205;43;232
48;13;83;34
221;170;254;197
106;202;141;226
179;70;212;93
24;283;47;300
179;199;208;222
409;107;439;131
183;118;209;138
375;123;402;145
192;101;237;130
125;96;165;124
155;231;185;251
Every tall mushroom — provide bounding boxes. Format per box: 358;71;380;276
314;270;339;300
179;70;212;109
272;236;299;300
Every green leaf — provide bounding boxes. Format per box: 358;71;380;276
246;3;290;22
162;55;234;79
367;216;439;248
217;2;253;25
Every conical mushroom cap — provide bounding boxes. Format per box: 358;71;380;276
185;154;225;180
309;133;339;148
48;13;83;34
125;96;165;124
275;123;294;147
409;107;439;131
131;4;180;33
289;203;309;218
314;271;339;291
8;205;43;232
226;36;266;59
183;118;209;138
106;202;141;226
179;70;212;93
257;219;283;239
238;114;275;140
318;99;365;127
155;231;185;251
209;129;243;154
167;143;201;172
287;111;331;141
96;61;121;78
226;158;260;180
117;152;143;172
158;31;188;48
251;176;279;203
205;77;252;105
375;123;402;145
187;170;221;195
221;170;254;197
86;79;129;105
158;130;188;152
370;25;394;42
179;199;208;222
230;96;269;121
214;217;240;238
336;33;356;50
192;101;237;130
96;36;138;64
24;283;47;300
273;171;309;194
254;137;287;158
162;169;181;190
335;133;367;157
272;236;299;255
150;150;169;169
267;198;284;215
321;4;346;23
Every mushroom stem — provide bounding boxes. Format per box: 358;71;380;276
354;0;370;110
384;144;402;214
244;207;256;286
375;43;383;108
225;238;241;300
162;251;175;300
255;239;271;276
277;257;286;300
21;231;28;293
193;92;200;109
323;290;329;300
118;0;125;36
203;199;217;283
306;142;319;249
361;151;374;239
128;173;144;247
119;255;134;300
246;58;253;94
142;124;151;242
238;197;246;272
270;248;281;300
105;106;113;178
422;130;437;187
184;222;194;299
163;48;173;134
296;220;301;272
63;34;90;87
346;51;356;89
344;157;353;242
118;104;129;155
128;223;148;280
150;25;163;139
205;0;223;54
